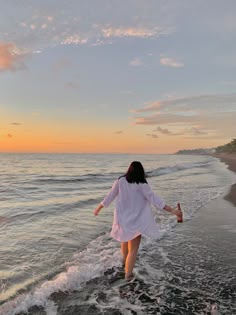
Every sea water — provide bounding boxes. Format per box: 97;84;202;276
0;153;234;315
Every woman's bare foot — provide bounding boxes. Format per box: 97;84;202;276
125;272;135;281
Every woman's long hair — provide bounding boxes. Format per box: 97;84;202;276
121;161;147;184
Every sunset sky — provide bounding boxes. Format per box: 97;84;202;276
0;0;236;153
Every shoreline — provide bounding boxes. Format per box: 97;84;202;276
211;152;236;173
211;153;236;206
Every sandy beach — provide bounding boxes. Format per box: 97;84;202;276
213;153;236;173
212;153;236;206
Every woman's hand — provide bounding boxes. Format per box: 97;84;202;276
94;204;103;216
172;207;182;217
173;203;183;222
94;208;100;216
164;204;182;217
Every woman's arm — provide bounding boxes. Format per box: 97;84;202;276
142;184;166;209
93;179;119;216
142;184;182;218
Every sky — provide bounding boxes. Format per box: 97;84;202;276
0;0;236;154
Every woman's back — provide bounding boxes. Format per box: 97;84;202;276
102;176;165;240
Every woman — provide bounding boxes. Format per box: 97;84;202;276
94;161;182;281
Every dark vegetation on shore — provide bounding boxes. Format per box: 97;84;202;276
176;148;214;155
176;139;236;155
215;139;236;153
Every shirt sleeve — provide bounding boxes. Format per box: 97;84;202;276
141;183;166;209
101;179;119;208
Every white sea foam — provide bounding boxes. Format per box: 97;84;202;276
0;235;122;315
0;220;181;315
148;161;212;177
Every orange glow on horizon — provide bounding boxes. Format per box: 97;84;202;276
0;129;226;154
0;114;229;154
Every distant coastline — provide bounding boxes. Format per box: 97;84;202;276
175;139;236;207
176;143;236;207
176;139;236;155
175;148;215;155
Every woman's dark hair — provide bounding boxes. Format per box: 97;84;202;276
122;161;147;184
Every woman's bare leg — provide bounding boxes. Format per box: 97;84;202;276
125;235;141;280
121;242;128;266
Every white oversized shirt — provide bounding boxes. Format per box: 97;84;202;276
101;176;166;242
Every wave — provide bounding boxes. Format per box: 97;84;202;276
31;161;212;186
147;161;212;177
6;197;103;224
0;234;122;315
33;172;121;185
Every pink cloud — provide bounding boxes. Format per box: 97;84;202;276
0;42;26;71
101;26;175;39
160;57;184;68
130;57;142;66
133;101;162;113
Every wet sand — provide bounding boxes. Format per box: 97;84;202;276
213;153;236;173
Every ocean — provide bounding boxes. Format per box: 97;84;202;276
0;153;235;315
